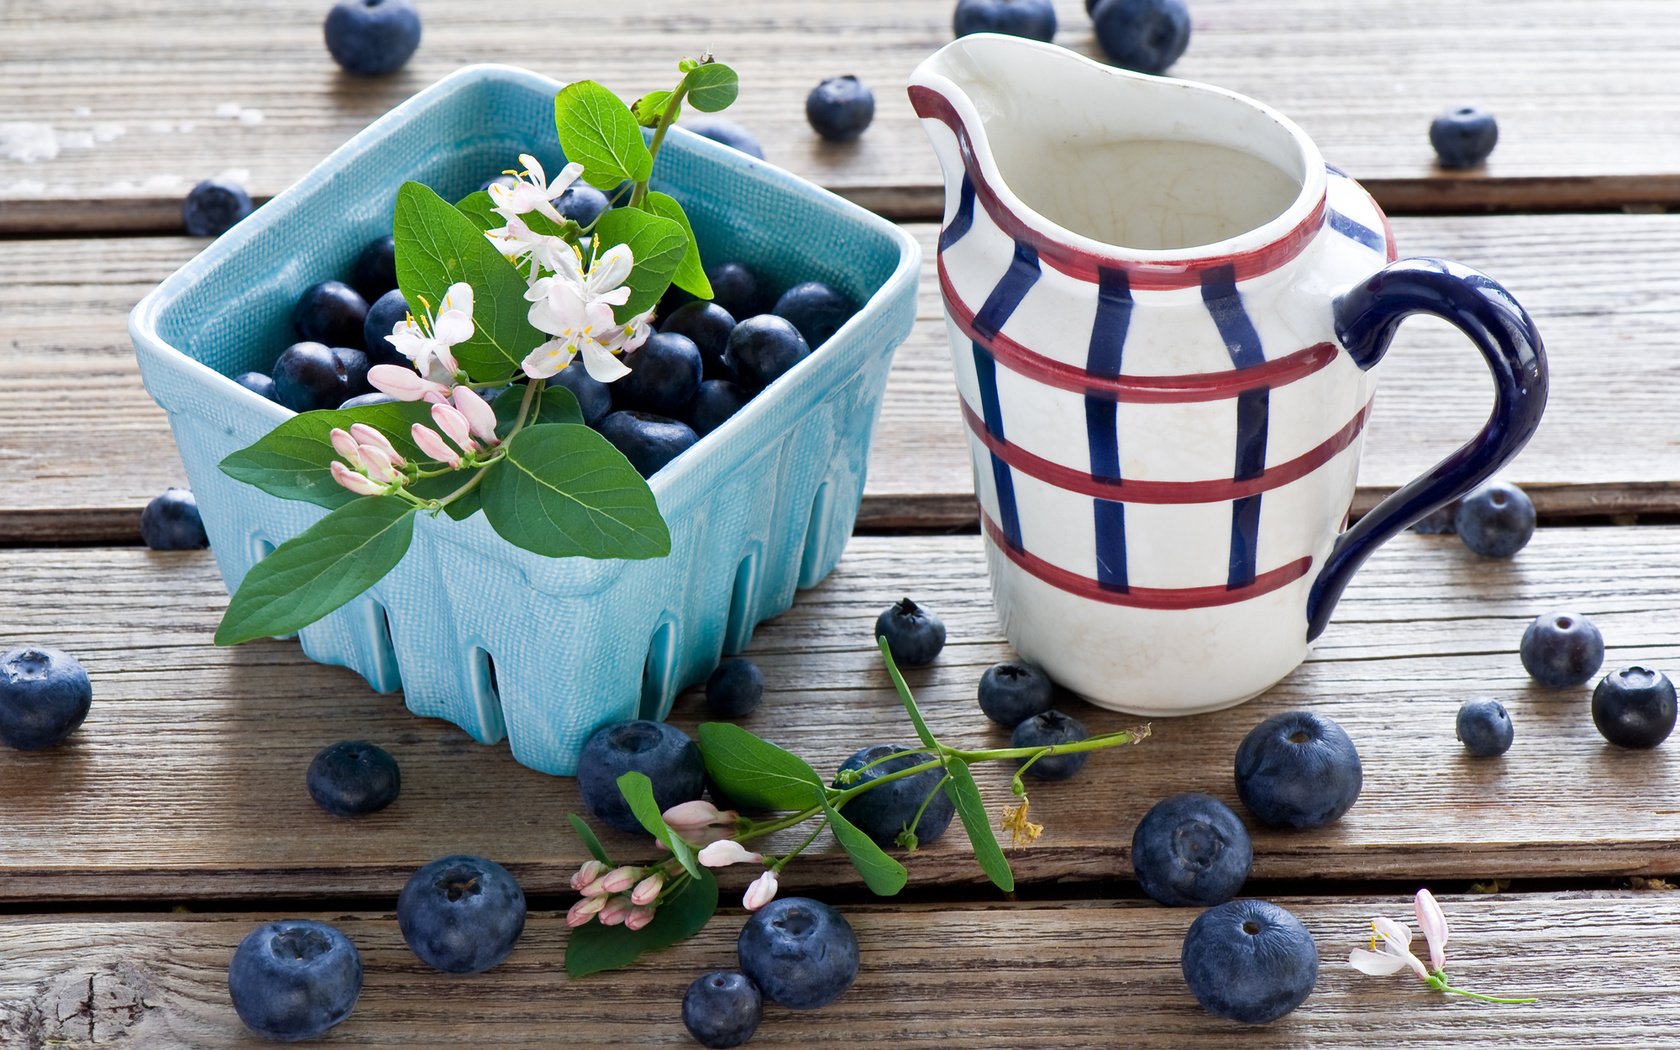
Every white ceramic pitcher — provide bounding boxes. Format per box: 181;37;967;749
910;35;1547;716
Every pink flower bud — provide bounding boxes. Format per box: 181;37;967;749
566;894;607;927
359;445;400;484
597;896;634;927
1415;889;1449;972
630;872;665;906
411;423;464;469
329;427;363;469
580;874;613;898
600;866;640;895
662;800;726;833
349;423;403;466
369;364;448;402
453;386;500;446
569;860;611;892
432;402;476;452
697;840;763;869
624;905;656;931
330;460;384;496
742;870;779;911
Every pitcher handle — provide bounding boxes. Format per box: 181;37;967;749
1305;257;1548;641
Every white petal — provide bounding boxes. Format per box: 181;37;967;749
595;285;632;307
433;309;474;347
1371;916;1413;948
518;154;546;189
1349;948;1411;977
440;282;473;317
580;339;632;383
549;161;585;196
1415;889;1449;972
520;338;575;380
589;243;634;293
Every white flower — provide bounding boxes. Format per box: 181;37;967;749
485;212;574;274
487;153;580;226
522;279;635;383
387;282;474;384
550;241;634;307
1349;914;1430;980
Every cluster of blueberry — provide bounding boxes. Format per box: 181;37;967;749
953;0;1193;76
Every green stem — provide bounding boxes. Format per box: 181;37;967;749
771;818;829;872
434;380;538;510
1428;971;1537;1004
630;70;696;208
837;747;928;784
900;774;953;848
946;727;1150;764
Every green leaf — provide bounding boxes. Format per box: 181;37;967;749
480;423;671;560
943;759;1014;893
214;498;417;646
822;800;908;896
565;868;717;977
878;636;939;750
454;189;499;233
631;90;680;129
592;208;687;322
492;384;583;439
554;81;653;187
616;771;701;879
685;64;739;113
697;722;825;811
567;813;613;865
643;191;712;299
219;401;438;510
393;181;543;383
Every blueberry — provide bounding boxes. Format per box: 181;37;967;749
140;487;209;550
771;281;855;349
705;658;765;720
272;341;351;413
576;720;704;833
737;898;859;1009
683;971;763;1049
292;280;369;349
182;178;253;237
685;118;766;160
705;262;763;319
397;854;526;974
977;660;1054;728
340;392;396;410
1233;711;1362;830
806;76;875;143
833;744;955;849
546;360;615;426
1592;666;1677;749
349;234;398;302
1181;899;1318;1024
553;182;611;227
1456;699;1514;757
324;0;422;77
953;0;1058;41
0;647;92;751
1091;0;1193;75
234;370;279;402
660;301;738;379
362;288;411;369
228;920;362;1041
1011;710;1090;781
618;332;703;417
333;346;373;400
307;740;401;817
726;315;811;389
875;597;946;667
1431;105;1499;169
1130;793;1253;907
1454;480;1534;558
598;411;699;478
688;379;754;437
1520;610;1605;688
1409;502;1458;534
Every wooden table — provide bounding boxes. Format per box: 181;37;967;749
5;2;1680;1045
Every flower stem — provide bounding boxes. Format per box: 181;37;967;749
771;817;830;872
1428;971;1537;1004
434;380;538;510
630;63;702;208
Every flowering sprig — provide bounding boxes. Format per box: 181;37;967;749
562;640;1150;976
1349;889;1538;1004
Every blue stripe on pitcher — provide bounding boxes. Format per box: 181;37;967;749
971;241;1041;341
973;340;1023;550
1202;265;1270;590
1085;266;1133;591
1328;209;1386;254
939;173;977;252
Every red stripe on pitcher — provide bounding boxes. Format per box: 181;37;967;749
960;399;1373;504
910;85;1327;290
939;259;1340;402
981;512;1314;609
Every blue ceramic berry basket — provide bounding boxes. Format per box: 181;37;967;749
130;65;920;775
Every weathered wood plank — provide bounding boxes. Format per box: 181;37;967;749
3;0;1680;232
4;528;1680;901
5;212;1680;543
1;893;1674;1048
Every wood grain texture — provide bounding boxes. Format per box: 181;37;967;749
2;893;1676;1048
3;1;1680;231
5;528;1680;902
7;212;1680;543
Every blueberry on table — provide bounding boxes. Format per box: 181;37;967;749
1409;501;1458;535
833;743;955;849
182;177;252;237
771;281;855;350
1520;610;1604;688
324;0;422;77
977;660;1054;728
362;288;411;369
1181;899;1318;1024
1090;0;1193;76
0;647;92;752
1233;710;1363;829
660;301;738;379
140;487;209;550
1431;105;1499;169
598;411;700;478
727;315;812;388
705;658;765;720
737;898;859;1009
397;854;527;974
1454;480;1534;558
292;280;369;349
349;234;397;301
875;597;946;667
1131;792;1253;907
684;117;766;160
307;740;401;817
618;332;704;418
553;182;611;227
687;379;754;437
1011;709;1090;781
683;970;763;1049
953;0;1058;42
228;919;362;1041
546;360;614;426
705;262;763;320
806;76;876;143
1592;666;1677;749
233;370;279;402
576;719;705;832
1455;699;1514;758
272;341;353;413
